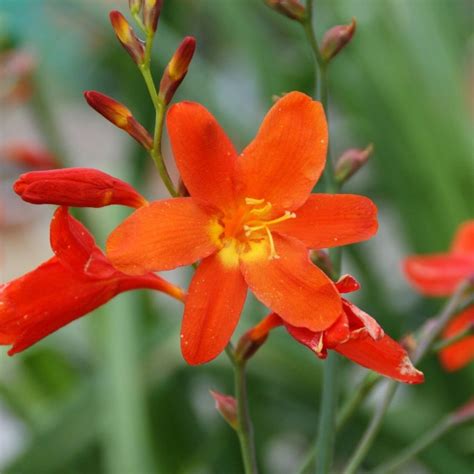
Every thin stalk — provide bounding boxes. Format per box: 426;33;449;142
371;413;465;474
432;323;473;352
341;280;473;474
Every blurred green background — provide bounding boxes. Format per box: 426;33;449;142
0;0;473;473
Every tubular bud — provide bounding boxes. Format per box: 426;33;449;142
159;37;196;105
84;91;153;149
264;0;306;22
334;143;373;184
128;0;142;15
1;143;58;169
209;390;238;430
143;0;163;34
14;168;148;208
320;18;357;62
109;10;145;65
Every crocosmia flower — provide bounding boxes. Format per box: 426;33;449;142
0;206;184;355
106;92;378;364
244;275;424;384
404;221;474;371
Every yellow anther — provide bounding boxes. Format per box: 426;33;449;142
245;197;266;206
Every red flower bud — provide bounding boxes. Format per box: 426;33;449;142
84;91;153;149
209;390;238;429
334;143;373;184
0;143;58;169
14;168;148;208
320;18;357;62
109;10;145;65
129;0;142;15
264;0;306;22
159;37;196;105
143;0;163;34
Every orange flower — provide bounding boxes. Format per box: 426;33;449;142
0;207;184;355
404;221;474;371
107;92;378;365
243;275;424;384
404;221;474;296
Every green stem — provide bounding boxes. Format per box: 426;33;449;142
371;413;466;474
341;280;473;474
432;323;473;352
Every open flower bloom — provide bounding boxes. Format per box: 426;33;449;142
404;221;474;371
106;91;378;364
244;275;424;384
404;221;474;297
0;207;184;355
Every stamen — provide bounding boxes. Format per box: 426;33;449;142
265;226;280;260
249;202;272;216
245;197;266;206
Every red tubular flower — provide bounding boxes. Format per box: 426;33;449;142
14;168;148;208
1;143;58;169
404;220;474;297
245;275;424;384
439;306;474;371
0;207;184;355
106;92;378;365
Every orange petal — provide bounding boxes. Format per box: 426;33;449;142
439;306;474;371
273;194;378;249
107;198;218;274
404;254;474;296
167;101;238;209
235;92;328;211
335;274;360;294
451;220;474;255
181;251;247;364
335;334;424;384
240;234;342;331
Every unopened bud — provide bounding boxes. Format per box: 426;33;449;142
110;11;145;65
209;390;238;430
84;91;153;149
159;37;196;105
334;143;373;184
1;143;58;169
264;0;306;22
235;314;281;362
320;18;357;62
129;0;142;15
143;0;163;34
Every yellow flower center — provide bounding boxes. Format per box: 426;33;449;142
210;197;296;266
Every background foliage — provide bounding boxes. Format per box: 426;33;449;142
0;0;473;473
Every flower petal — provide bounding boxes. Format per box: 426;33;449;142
343;299;384;340
181;250;247;364
404;254;474;296
167;101;238;209
14;168;147;208
335;335;424;384
107;198;219;274
235;92;328;211
240;234;341;331
451;220;474;255
439;306;474;371
335;274;360;294
273;194;378;249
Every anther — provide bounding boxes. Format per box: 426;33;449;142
245;197;266;206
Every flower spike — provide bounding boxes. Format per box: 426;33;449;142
110;10;145;65
159;37;197;105
14;168;148;208
84;91;153;149
320;18;357;62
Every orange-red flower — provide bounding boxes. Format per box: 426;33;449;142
243;275;424;384
404;221;474;297
106;92;378;365
0;206;184;355
404;221;474;371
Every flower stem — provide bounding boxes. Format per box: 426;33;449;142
371;408;473;474
341;279;473;474
138;32;178;197
225;348;259;474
